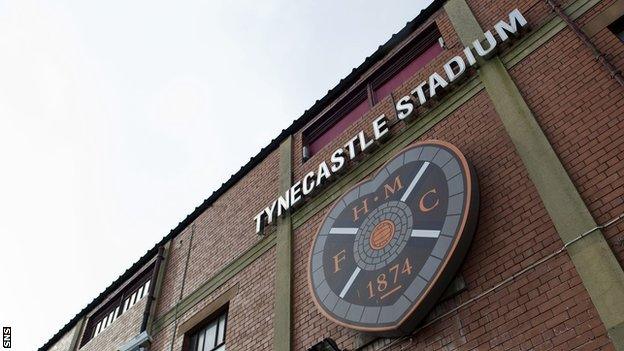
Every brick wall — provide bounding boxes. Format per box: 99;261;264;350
464;0;574;36
150;246;276;350
508;0;624;267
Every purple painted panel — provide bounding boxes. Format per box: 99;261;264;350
309;99;369;155
307;42;442;157
374;43;443;101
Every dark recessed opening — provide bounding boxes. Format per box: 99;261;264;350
302;24;443;161
608;15;624;42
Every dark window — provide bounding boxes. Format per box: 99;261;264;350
305;91;369;156
186;308;228;351
370;29;443;103
80;268;152;346
302;25;442;160
608;15;624;42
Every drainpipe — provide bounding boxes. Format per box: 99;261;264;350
118;245;167;351
546;0;624;87
168;224;196;351
141;245;166;332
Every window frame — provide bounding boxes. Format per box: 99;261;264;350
80;266;154;346
301;24;442;161
302;89;369;155
369;26;442;102
183;305;229;351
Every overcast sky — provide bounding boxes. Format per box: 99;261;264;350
0;0;431;349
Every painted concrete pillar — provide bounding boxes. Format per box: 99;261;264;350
273;136;293;351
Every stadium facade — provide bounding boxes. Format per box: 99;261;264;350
42;0;624;350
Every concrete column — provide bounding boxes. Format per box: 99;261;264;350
273;136;293;351
444;0;624;347
69;317;86;351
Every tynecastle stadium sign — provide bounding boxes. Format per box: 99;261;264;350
248;7;530;336
253;8;528;235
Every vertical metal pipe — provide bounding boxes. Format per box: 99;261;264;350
546;0;624;87
169;224;196;351
141;245;166;332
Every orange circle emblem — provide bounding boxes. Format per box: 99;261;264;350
370;220;395;250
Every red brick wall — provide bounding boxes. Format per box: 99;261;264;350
150;247;276;351
464;0;573;37
508;2;624;266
